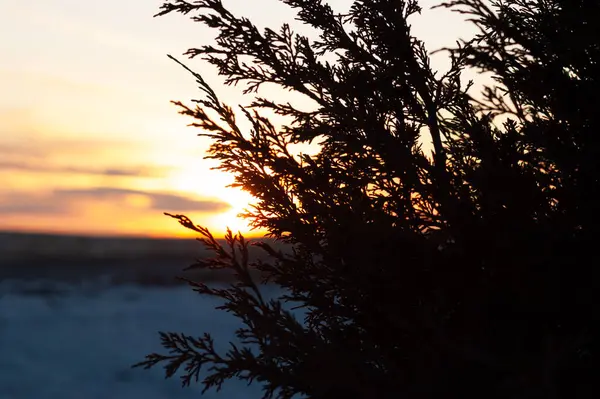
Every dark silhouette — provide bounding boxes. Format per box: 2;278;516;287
134;0;598;397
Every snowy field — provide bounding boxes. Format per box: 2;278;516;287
0;277;276;399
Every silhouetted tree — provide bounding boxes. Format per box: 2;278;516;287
135;0;598;397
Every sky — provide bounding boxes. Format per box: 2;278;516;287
0;0;477;238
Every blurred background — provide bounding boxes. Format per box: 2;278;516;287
0;1;476;398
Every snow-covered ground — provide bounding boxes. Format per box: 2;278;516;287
0;278;274;399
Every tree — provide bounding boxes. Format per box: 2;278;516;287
134;0;598;397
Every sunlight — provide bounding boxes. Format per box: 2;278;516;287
165;163;262;237
203;184;261;237
209;205;256;236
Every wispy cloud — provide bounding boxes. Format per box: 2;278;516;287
0;160;167;178
0;136;151;158
0;188;230;216
56;187;230;212
0;198;64;215
0;136;172;179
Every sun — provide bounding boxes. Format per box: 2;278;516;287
201;181;259;236
209;201;255;235
164;163;264;237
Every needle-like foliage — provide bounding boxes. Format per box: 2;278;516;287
134;1;598;397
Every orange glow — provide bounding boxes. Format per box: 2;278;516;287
0;0;474;238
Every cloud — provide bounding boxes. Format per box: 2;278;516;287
0;160;167;178
0;135;145;155
0;198;64;215
55;187;230;213
0;187;230;217
0;136;171;178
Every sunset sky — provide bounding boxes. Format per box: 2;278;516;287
0;0;476;238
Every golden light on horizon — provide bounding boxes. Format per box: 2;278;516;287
164;162;262;237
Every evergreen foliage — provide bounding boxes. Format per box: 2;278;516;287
134;1;598;397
